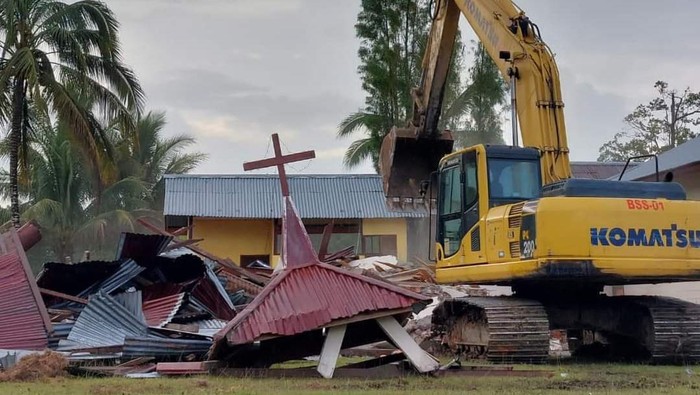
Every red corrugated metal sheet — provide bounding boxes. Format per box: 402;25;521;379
215;196;428;346
142;283;186;301
217;263;429;346
191;277;236;321
143;293;186;327
0;253;51;349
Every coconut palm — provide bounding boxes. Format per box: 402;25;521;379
0;0;144;227
114;111;207;210
0;116;148;263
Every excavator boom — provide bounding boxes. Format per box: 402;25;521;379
380;0;571;202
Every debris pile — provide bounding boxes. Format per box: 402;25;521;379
34;228;269;374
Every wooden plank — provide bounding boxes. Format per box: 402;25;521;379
317;324;346;379
317;220;334;260
116;357;154;368
171;226;192;237
163;238;203;252
39;288;89;305
375;261;407;271
156;362;207;375
375;316;439;373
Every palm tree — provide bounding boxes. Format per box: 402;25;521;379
114;111;207;210
2;117;149;263
0;0;144;227
337;111;390;172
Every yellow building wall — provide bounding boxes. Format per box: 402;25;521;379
191;217;409;266
362;218;408;262
192;218;273;265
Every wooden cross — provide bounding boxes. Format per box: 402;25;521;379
243;133;315;196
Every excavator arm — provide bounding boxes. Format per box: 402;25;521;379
380;0;571;202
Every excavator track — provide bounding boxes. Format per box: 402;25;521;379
628;297;700;363
432;297;550;364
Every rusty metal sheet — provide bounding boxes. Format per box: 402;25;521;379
0;252;52;350
191;276;236;321
143;293;185;327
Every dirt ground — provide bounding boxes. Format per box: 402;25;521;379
0;362;699;394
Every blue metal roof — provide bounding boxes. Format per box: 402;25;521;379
163;174;427;219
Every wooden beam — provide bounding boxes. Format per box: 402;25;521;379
163;238;203;252
375;316;439;373
171;226;192;237
39;288;88;305
317;220;334;261
317;325;346;379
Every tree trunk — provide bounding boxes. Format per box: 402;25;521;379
9;78;25;228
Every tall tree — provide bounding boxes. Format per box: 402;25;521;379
1;110;206;264
2;116;147;263
0;0;144;227
338;0;462;171
599;81;700;161
114;111;207;210
445;42;507;148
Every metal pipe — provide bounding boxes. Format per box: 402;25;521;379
510;78;519;147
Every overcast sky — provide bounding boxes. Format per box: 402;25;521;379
108;0;700;175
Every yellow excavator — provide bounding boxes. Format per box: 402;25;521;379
380;0;700;363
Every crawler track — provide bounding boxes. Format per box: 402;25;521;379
432;297;550;364
630;297;700;363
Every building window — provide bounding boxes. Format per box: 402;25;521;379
362;235;397;256
165;216;189;233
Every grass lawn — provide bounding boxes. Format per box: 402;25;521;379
1;362;699;394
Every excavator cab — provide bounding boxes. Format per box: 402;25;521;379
435;145;541;259
379;127;454;204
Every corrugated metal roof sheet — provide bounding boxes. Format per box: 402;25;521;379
116;232;173;261
143;293;185;327
613;136;700;180
0;252;52;350
122;336;211;359
216;263;429;345
214;195;429;346
164;174;426;219
191;276;236;321
113;289;146;323
82;259;145;296
37;260;122;298
571;161;634;180
66;292;148;348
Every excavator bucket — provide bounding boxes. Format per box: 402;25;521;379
379;127;454;203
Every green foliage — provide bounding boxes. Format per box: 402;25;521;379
0;111;205;264
0;0;144;226
340;0;463;171
114;111;207;210
599;81;700;161
341;2;509;170
446;42;507;148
